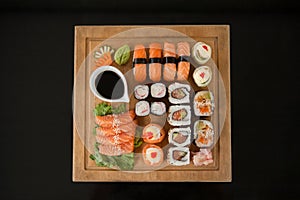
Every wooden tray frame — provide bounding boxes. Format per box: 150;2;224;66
73;25;231;182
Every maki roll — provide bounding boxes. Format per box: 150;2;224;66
142;144;164;166
168;82;190;104
193;66;212;87
194;91;215;116
151;102;166;116
168;147;190;166
149;43;162;82
133;44;147;82
151;83;166;98
192;42;212;65
168;127;191;147
134;85;149;100
142;123;166;144
135;101;150;116
167;105;191;126
194;120;214;147
163;42;177;81
177;42;191;81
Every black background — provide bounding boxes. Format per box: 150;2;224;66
0;0;300;199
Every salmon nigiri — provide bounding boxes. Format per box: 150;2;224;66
163;42;176;81
149;43;162;82
177;42;190;81
133;44;147;82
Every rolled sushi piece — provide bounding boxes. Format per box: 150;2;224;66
142;123;166;144
167;147;190;166
134;85;149;100
167;105;191;126
194;91;215;116
192;42;212;65
168;82;191;104
135;101;150;116
194;120;214;148
151;83;166;98
151;102;166;116
168;127;191;147
142;144;164;166
193;66;212;87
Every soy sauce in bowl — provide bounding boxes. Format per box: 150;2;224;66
95;71;125;99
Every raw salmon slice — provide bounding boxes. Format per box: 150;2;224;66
133;44;147;82
149;43;162;82
163;42;176;81
177;42;190;81
95;110;136;127
98;140;134;156
96;133;134;145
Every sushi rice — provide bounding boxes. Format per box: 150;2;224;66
168;82;190;104
194;120;214;148
151;83;166;98
168;127;191;147
151;102;166;116
134;85;149;100
167;146;190;166
193;91;215;116
135;101;150;116
167;105;191;126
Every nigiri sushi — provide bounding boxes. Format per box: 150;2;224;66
149;43;162;82
133;44;147;82
163;42;176;81
177;42;190;81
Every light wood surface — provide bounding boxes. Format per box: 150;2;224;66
73;25;231;182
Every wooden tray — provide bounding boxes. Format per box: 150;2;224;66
73;25;231;182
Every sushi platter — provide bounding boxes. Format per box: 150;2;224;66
73;25;231;182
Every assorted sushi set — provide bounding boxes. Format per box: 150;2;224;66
90;40;217;171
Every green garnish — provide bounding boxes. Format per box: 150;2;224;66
134;126;143;148
114;44;130;65
198;121;206;130
94;102;112;116
173;132;179;139
90;143;134;170
93;124;100;135
94;102;127;116
112;103;126;114
203;92;211;99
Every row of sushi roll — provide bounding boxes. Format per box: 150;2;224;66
134;83;166;100
135;101;166;116
166;119;215;166
166;82;192;166
141;124;165;166
132;42;191;82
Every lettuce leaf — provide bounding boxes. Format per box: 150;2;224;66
134;126;143;148
90;143;134;170
94;102;127;116
93;102;112;116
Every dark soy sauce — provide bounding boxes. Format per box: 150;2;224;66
95;71;125;99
